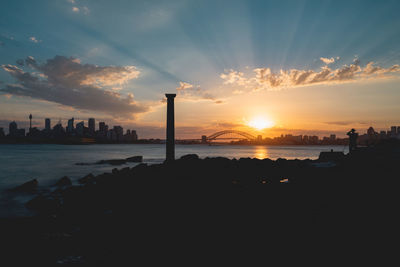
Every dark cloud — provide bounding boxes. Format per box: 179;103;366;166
1;56;148;118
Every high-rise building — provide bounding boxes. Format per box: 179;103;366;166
390;126;397;136
0;128;5;137
113;126;123;141
45;118;51;131
76;121;84;136
131;130;138;141
9;121;18;137
99;122;106;133
67;118;74;133
88;118;95;135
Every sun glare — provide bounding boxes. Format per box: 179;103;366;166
247;117;275;130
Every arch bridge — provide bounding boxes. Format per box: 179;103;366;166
206;130;256;141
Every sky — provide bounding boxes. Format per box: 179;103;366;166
1;0;400;138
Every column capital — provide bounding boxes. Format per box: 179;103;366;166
165;93;176;98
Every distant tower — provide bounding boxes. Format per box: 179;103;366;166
29;114;32;131
165;94;176;162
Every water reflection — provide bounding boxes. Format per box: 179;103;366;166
254;146;269;159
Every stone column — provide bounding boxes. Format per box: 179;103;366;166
165;94;176;162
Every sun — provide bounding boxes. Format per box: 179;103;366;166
247;116;275;131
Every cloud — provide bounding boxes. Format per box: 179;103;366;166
176;81;222;104
82;6;90;14
324;121;369;126
1;56;148;118
320;57;339;65
220;58;400;91
29;36;41;43
72;6;79;12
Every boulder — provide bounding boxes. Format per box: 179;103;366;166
96;159;127;165
11;179;38;193
78;173;95;184
126;156;143;162
55;176;72;187
25;194;60;214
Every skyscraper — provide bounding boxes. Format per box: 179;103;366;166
99;122;106;132
88;118;95;135
67;118;74;133
391;126;397;136
9;121;17;137
45;118;51;131
76;121;84;136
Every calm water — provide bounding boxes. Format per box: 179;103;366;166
0;144;348;217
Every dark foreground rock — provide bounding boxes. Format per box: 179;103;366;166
10;178;38;193
54;176;72;187
2;145;400;265
76;155;143;166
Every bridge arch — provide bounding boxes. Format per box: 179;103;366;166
207;130;256;141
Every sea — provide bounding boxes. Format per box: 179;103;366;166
0;144;348;217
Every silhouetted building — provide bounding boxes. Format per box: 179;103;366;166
201;135;207;144
9;121;18;137
67;118;74;133
390;126;397;136
52;123;65;138
257;135;262;141
330;134;336;140
131;130;138;141
0;128;5;138
17;129;25;137
88;118;95;135
76;121;84;136
113;126;123;141
99;122;106;133
45;118;51;131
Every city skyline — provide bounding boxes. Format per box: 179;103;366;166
1;113;399;143
1;0;400;139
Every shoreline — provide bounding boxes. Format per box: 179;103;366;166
1;144;398;264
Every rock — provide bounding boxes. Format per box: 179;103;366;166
11;179;38;193
180;154;199;160
126;156;143;162
96;159;127;165
78;173;95;184
25;194;60;214
55;176;72;187
318;151;345;162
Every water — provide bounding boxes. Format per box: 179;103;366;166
0;144;348;217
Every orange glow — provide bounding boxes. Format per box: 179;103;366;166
254;146;268;159
247;116;275;130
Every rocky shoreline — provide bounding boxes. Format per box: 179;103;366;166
1;145;399;265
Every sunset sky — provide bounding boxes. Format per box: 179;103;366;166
1;0;400;138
